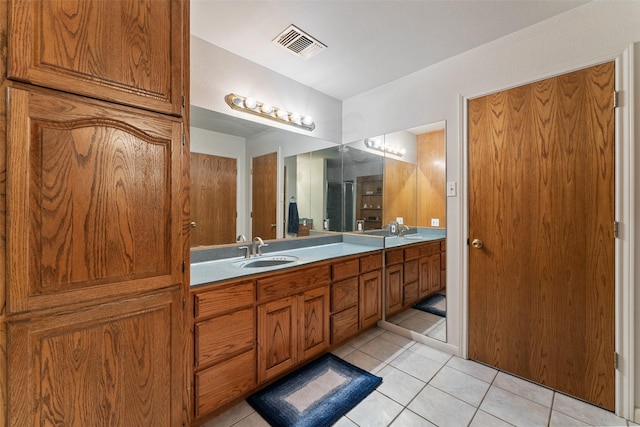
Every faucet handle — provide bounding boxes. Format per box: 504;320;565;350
238;246;251;259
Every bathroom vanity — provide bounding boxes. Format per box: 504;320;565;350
189;231;444;424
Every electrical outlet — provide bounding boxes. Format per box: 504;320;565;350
396;217;403;224
431;218;440;227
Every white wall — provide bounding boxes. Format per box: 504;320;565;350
190;127;248;239
191;36;343;144
342;0;640;419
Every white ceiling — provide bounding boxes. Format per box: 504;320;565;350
191;0;588;101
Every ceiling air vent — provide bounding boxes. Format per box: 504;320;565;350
273;24;326;60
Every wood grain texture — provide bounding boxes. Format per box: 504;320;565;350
251;152;277;240
257;296;297;383
8;0;184;115
330;277;359;313
383;159;416;225
359;270;382;329
195;308;254;368
8;290;182;427
7;87;183;314
417;130;446;228
301;286;329;360
190;153;237;246
385;264;403;316
468;63;615;410
0;2;8;421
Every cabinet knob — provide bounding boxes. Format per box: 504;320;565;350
190;221;197;228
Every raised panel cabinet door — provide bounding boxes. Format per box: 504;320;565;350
300;287;330;361
8;0;185;115
6;88;183;313
418;255;440;299
385;264;403;317
257;296;298;383
8;290;184;427
359;270;382;330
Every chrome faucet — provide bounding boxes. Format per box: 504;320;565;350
399;224;410;237
237;234;247;243
252;236;267;256
238;245;251;258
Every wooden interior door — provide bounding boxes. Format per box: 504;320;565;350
252;152;277;240
190;153;237;246
468;62;615;410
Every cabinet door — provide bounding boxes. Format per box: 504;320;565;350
419;254;441;299
6;88;183;314
8;0;185;115
385;264;403;316
8;290;184;427
359;270;382;329
257;296;298;383
300;287;330;360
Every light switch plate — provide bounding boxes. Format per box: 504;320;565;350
447;182;457;197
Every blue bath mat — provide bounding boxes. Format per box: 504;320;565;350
247;353;382;427
413;293;446;317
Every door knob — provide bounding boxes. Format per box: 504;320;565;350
471;239;484;249
190;221;197;228
271;224;277;228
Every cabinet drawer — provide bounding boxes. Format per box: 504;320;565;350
195;350;256;418
404;245;420;261
404;259;419;284
332;259;360;281
331;306;359;345
419;242;441;257
403;281;419;307
360;253;382;273
385;248;404;266
195;307;255;368
194;280;255;319
257;265;330;301
331;277;358;312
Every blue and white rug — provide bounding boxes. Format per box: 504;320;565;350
247;353;382;427
413;293;446;317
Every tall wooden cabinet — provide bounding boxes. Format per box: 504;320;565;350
2;1;189;426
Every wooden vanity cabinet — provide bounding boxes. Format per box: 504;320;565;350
384;239;446;315
418;242;442;299
256;264;331;383
330;252;383;344
192;280;256;419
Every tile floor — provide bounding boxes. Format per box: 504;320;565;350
387;307;446;341
203;327;635;427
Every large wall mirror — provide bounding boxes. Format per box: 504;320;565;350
190;106;446;341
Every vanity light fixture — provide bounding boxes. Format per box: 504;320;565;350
225;93;315;131
365;138;406;157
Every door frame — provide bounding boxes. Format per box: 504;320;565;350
459;46;635;419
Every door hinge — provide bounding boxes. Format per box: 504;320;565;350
613;91;619;109
614;221;619;238
614;352;619;370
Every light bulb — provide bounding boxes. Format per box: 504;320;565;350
261;104;273;114
244;97;257;109
276;109;289;120
289;112;301;124
302;116;314;126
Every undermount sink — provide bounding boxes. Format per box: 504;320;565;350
403;235;425;240
233;255;299;269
